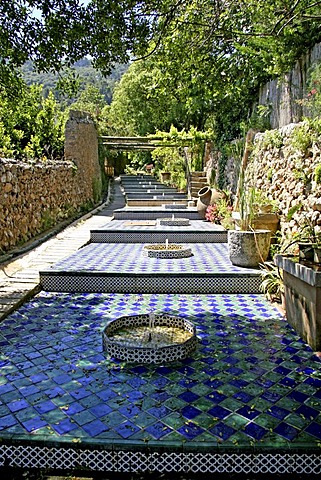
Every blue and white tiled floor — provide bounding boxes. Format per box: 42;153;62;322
1;292;321;474
1;176;321;475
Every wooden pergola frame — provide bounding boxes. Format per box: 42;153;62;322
99;135;194;151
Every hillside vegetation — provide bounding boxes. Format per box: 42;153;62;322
21;58;128;105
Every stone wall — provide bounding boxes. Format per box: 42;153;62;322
64;110;102;204
0;111;102;253
243;122;321;241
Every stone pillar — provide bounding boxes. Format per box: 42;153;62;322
64;110;102;204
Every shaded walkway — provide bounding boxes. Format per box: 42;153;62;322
0;178;126;320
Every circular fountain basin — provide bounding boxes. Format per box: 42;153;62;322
103;313;197;363
158;217;190;226
143;243;193;258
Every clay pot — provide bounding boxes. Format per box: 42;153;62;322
197;186;212;219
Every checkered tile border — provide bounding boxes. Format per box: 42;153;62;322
40;273;261;293
90;231;228;243
1;445;320;474
113;211;200;220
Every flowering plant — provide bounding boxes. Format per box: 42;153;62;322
205;199;233;228
205;204;222;224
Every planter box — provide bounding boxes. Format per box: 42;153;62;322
274;254;321;351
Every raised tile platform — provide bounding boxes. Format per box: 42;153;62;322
113;206;199;221
90;219;227;243
127;199;189;207
1;292;321;474
40;243;261;293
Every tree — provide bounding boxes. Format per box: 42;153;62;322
106;59;191;136
1;0;321;139
2;1;320;86
0;84;66;159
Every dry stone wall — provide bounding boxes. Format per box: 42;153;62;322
0;110;102;253
244;122;321;241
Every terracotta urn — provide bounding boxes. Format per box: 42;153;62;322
197;186;212;219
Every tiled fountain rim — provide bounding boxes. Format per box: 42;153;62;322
1;438;321;475
103;313;197;363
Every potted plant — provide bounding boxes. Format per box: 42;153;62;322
284;205;321;262
205;197;234;229
260;261;285;307
228;184;272;268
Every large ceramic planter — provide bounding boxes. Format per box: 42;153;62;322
228;229;271;268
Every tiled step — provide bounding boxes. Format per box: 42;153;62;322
113;207;200;221
127;199;189;206
90;219;227;243
125;192;187;199
40;242;262;294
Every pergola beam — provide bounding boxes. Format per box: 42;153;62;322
99;135;197;151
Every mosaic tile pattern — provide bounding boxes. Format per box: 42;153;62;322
40;243;261;293
91;231;227;244
1;292;321;473
113;208;200;221
91;219;222;232
40;272;261;294
41;243;258;275
91;219;226;243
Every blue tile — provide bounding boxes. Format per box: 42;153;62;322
236;406;260;421
229;379;248;389
150;391;171;403
90;403;113;418
261;391;282;403
209;422;236;441
145;421;172;439
82;419;109;436
181;405;202;419
63;402;85;416
296;404;319;420
205;391;226;404
52;418;78;435
114;421;140;439
118;405;141;418
7;399;29;413
280;377;298;388
69;388;92;400
208;405;231;420
233;391;254;403
204;379;224;389
305;422;321;440
267;405;290;420
34;400;56;414
177;422;204;440
287;390;309;403
244;422;267;440
304;377;321;388
22;416;47;433
44;386;65;399
148;405;170;419
178;391;200;403
52;374;73;385
274;422;299;441
0;414;18;430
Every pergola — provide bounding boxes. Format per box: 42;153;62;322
99;135;187;151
